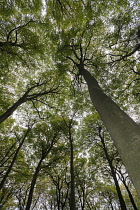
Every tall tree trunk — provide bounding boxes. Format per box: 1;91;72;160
79;67;140;196
0;82;57;124
0;93;28;124
119;172;138;210
0;129;30;190
25;158;43;210
56;177;61;210
25;136;56;210
123;181;138;210
69;125;76;210
0;143;22;190
99;130;127;210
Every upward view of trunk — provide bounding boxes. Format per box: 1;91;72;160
0;97;27;124
99;131;127;210
25;158;43;210
118;170;138;210
0;141;23;190
69;127;76;210
0;129;30;190
25;136;56;210
80;67;140;196
123;179;138;210
0;82;58;124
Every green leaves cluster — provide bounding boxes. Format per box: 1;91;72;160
0;0;140;209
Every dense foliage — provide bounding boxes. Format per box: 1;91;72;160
0;0;140;209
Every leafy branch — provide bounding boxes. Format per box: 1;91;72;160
0;19;35;50
0;80;60;124
107;43;140;64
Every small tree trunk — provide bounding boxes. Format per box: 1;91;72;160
0;94;27;124
119;172;138;210
25;135;56;210
67;121;76;210
99;131;127;210
123;181;138;210
0;129;30;190
25;158;43;210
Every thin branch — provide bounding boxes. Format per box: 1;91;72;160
122;78;140;93
7;19;34;42
0;142;16;166
71;45;80;61
132;68;140;76
26;85;60;101
84;34;93;60
33;99;58;109
107;43;140;64
31;100;45;120
66;56;78;65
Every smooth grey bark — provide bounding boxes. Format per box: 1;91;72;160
79;66;140;196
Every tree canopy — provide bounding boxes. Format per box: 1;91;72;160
0;0;140;209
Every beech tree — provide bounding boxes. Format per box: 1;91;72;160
116;167;138;210
80;113;140;208
25;120;62;210
76;60;140;195
0;0;140;209
49;0;140;195
0;124;32;190
97;126;127;210
62;116;76;210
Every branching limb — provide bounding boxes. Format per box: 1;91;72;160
107;43;140;64
31;100;45;120
0;81;60;124
7;19;34;42
0;125;32;190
